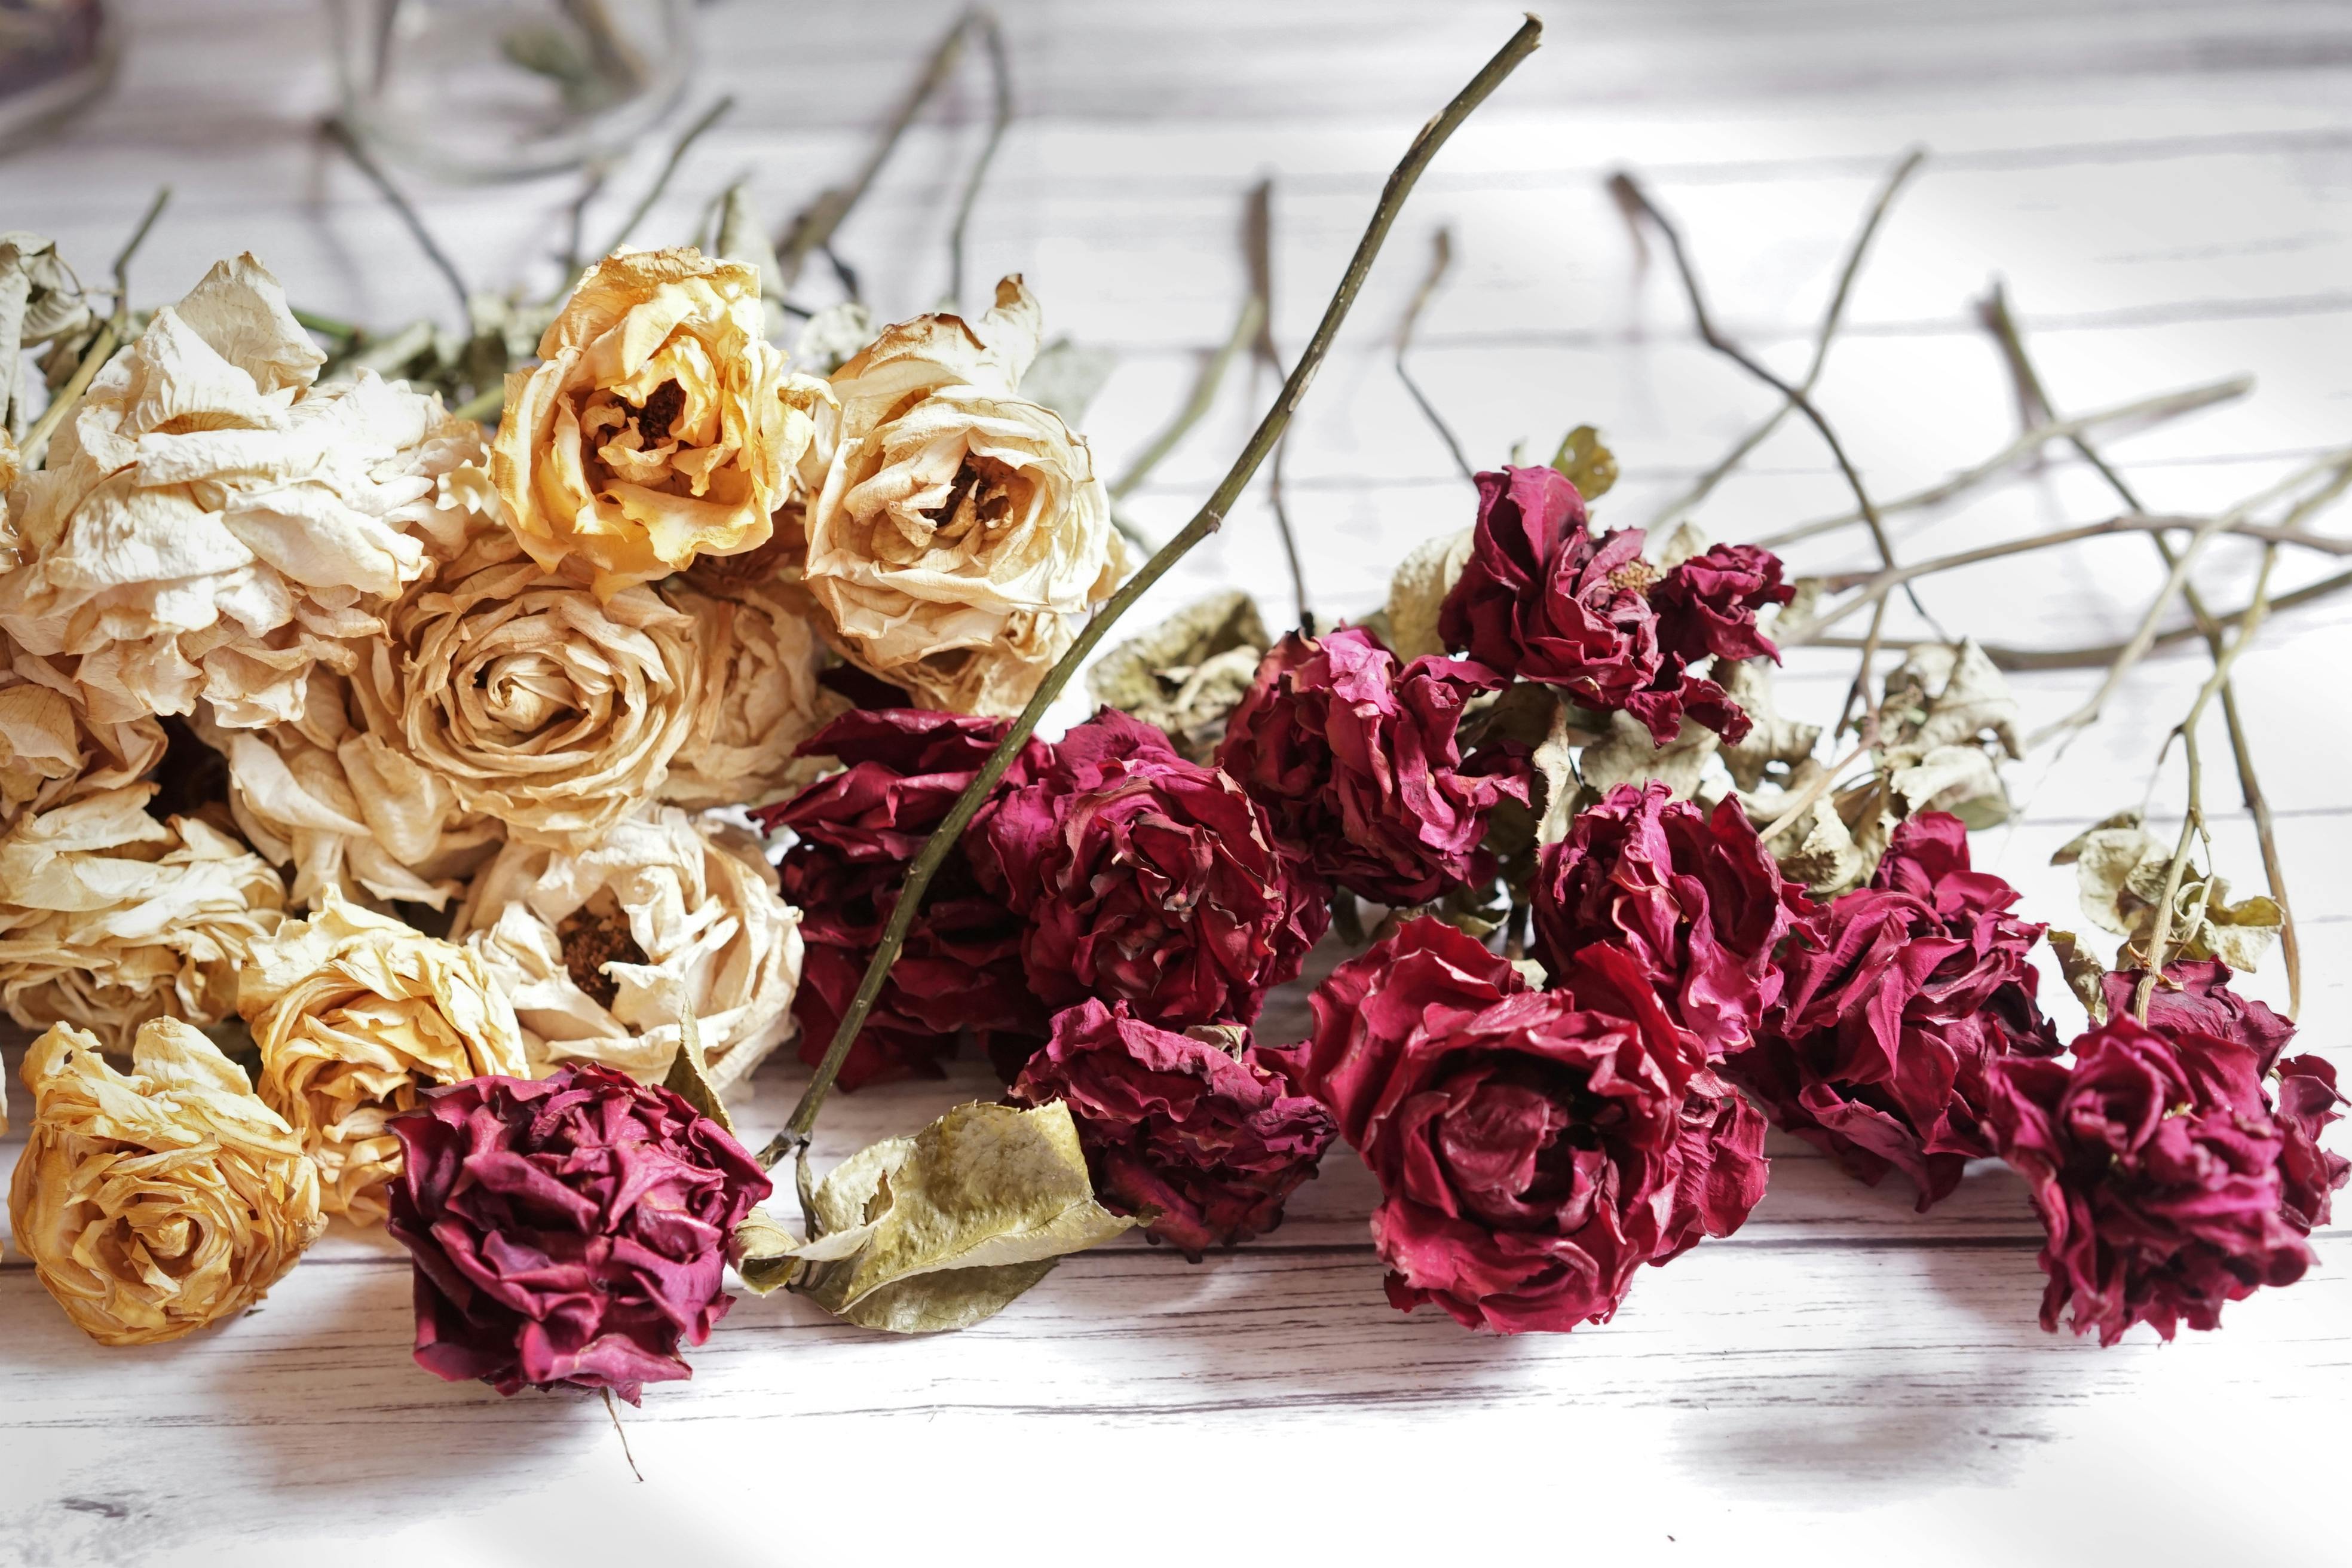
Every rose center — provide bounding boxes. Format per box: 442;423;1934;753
477;653;572;734
921;455;1016;546
635;380;685;446
559;904;649;1010
1605;558;1660;596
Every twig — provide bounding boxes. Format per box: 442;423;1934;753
324;116;472;321
1758;375;2253;550
109;185;171;311
1648;147;1924;531
756;14;1545;1177
1110;293;1264;502
1395;226;1474;481
1244;177;1312;630
1757;738;1870;843
17;321;115;469
598;94;734;261
945;9;1012;311
599;1388;645;1484
562;163;611;278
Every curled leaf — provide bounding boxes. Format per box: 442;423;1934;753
1385;527;1475;662
1877;641;2019;828
660;1009;731;1135
2046;930;2109;1023
1579;709;1717;801
1716;659;1820;793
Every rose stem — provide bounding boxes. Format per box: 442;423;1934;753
1245;178;1314;631
109;184;171;314
945;8;1012;311
559;163;611;280
1647;147;1924;533
1979;283;2302;1019
2132;544;2278;1022
1395;226;1474;482
19;186;170;466
776;8;978;292
1108;289;1267;550
1760;376;2255;550
323;116;472;322
599;1388;645;1484
596;93;736;266
757;13;1548;1186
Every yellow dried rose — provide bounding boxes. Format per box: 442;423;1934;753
349;524;707;852
657;569;844;810
11;1016;324;1346
0;783;286;1046
799;275;1120;716
0;635;165;834
492;246;829;596
240;890;528;1224
454;805;801;1094
0;253;491;730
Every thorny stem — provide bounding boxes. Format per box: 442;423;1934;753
1647;147;1924;531
324;116;473;321
945;9;1012;311
598;94;736;264
1396;227;1474;481
758;14;1546;1178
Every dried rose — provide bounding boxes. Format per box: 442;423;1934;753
2099;958;2295;1072
1215;626;1527;906
978;708;1328;1034
0;254;488;729
10;1016;324;1346
1532;780;1818;1057
1009;999;1336;1258
798;275;1120;716
760;708;1051;1090
0;635;164;834
1648;543;1793;666
0;783;286;1046
656;572;843;810
1984;1015;2322;1345
1288;919;1765;1333
1726;813;2060;1208
350;526;706;850
492;247;827;595
386;1064;770;1402
2274;1054;2348;1234
454;806;801;1095
240;892;529;1225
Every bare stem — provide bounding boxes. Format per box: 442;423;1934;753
945;9;1012;311
17;321;116;468
1396;226;1474;481
1647;146;1924;531
759;13;1546;1172
110;185;172;311
1110;293;1264;502
324;116;472;321
598;94;734;262
1757;738;1870;843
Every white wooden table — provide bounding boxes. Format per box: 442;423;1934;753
5;2;2350;1561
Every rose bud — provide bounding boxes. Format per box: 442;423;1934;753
1010;1000;1337;1259
978;709;1328;1033
759;709;1051;1089
1215;626;1527;905
1532;779;1820;1057
1725;813;2061;1209
1983;1015;2325;1345
1287;918;1766;1333
386;1064;770;1404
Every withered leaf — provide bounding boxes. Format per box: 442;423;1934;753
1580;709;1718;801
2046;930;2109;1023
660;1008;731;1134
1386;527;1475;662
1716;660;1820;793
1020;337;1119;426
1548;424;1618;501
1085;590;1267;761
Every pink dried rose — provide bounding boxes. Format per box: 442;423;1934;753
1983;1015;2327;1346
1649;543;1794;666
2274;1054;2348;1233
1009;999;1337;1259
1285;917;1766;1334
978;709;1328;1032
760;709;1049;1091
1532;780;1820;1057
1725;813;2061;1209
385;1064;771;1403
2098;958;2295;1073
1215;626;1527;905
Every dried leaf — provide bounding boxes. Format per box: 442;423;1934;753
1531;691;1585;845
2052;808;2143;866
1085;590;1268;761
1020;337;1119;427
1885;743;2010;828
661;1008;731;1134
1653;520;1708;571
2186;887;2282;972
2054;810;2280;975
1716;659;1820;792
792;301;877;375
2045;930;2109;1022
1875;641;2020;829
1579;709;1718;801
1548;424;1618;501
1385;527;1475;662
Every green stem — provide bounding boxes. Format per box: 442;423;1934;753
757;12;1546;1172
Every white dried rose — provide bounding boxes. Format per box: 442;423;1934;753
0;783;286;1046
350;524;707;852
197;669;502;912
493;246;829;596
452;805;801;1094
10;1016;324;1346
240;890;529;1225
0;634;165;834
657;569;844;809
799;275;1120;716
0;253;491;730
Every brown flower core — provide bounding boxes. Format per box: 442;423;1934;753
636;381;685;446
1605;559;1660;596
558;905;650;1010
924;456;1016;542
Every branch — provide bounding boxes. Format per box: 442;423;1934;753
945;8;1012;311
1244;177;1312;630
760;13;1546;1172
324;116;472;321
1395;226;1474;481
598;94;734;261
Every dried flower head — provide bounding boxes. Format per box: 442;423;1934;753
0;635;164;835
655;571;843;810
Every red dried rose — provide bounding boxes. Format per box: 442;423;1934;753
1009;999;1337;1259
2274;1054;2348;1233
1287;918;1766;1334
977;709;1328;1031
1983;1015;2323;1346
1532;780;1819;1058
1725;813;2060;1208
1649;543;1794;666
2099;958;2295;1073
762;709;1050;1090
385;1065;771;1403
1215;626;1527;905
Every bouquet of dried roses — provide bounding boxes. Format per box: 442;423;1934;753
0;13;2341;1411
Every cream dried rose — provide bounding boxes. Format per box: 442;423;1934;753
240;890;528;1224
493;246;828;595
197;669;502;912
0;253;491;730
11;1016;324;1346
0;783;286;1046
350;525;706;851
0;635;165;834
452;805;801;1093
657;568;844;809
799;275;1120;715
